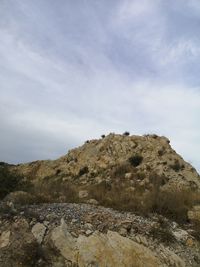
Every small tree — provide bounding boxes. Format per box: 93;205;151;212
123;131;130;136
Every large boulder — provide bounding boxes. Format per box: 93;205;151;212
51;219;161;267
31;223;46;244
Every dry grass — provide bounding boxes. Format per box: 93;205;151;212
32;180;79;203
111;162;134;180
192;221;200;241
89;171;200;223
11;179;80;205
89;181;152;215
149;225;176;245
2;161;199;226
0;165;32;199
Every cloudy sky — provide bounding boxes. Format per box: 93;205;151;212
0;0;199;172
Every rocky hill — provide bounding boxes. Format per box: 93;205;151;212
10;133;200;188
0;133;200;267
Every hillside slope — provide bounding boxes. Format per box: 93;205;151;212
11;133;200;190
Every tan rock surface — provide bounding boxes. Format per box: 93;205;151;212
0;231;10;248
51;220;161;267
31;223;46;244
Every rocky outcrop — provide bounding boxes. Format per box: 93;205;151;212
51;219;161;267
10;134;200;191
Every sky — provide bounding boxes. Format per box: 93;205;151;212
0;0;199;173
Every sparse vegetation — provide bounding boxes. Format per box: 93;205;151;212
111;163;133;180
152;189;195;222
129;155;143;167
192;220;200;241
0;161;8;166
79;166;89;176
0;165;31;199
31;179;79;204
101;134;105;138
89;170;200;223
0;202;16;218
123;131;130;136
170;159;185;172
158;147;165;156
149;224;176;245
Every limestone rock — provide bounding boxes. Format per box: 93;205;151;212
51;220;78;264
78;190;88;199
85;229;93;236
125;172;132;179
31;223;46;244
0;230;10;248
162;247;186;267
51;221;161;267
173;229;188;242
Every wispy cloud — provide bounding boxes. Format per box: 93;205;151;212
0;0;199;172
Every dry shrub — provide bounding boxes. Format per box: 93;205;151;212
149;225;176;245
152;189;196;222
0;165;32;199
123;131;130;136
170;159;185;172
148;173;200;222
89;181;152;215
89;172;200;223
0;202;17;219
28;180;79;204
78;166;89;176
111;163;134;180
13;241;46;267
4;191;37;206
192;220;200;241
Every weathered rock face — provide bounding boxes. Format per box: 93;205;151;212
52;226;161;267
51;220;161;267
10;134;200;191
